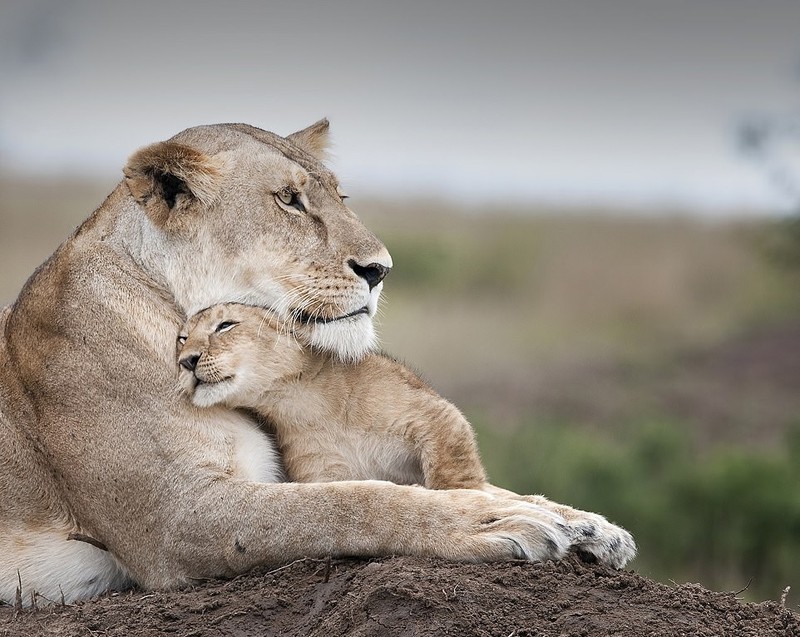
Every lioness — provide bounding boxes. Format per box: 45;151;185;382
178;303;489;489
0;121;635;606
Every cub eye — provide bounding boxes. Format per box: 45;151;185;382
275;188;306;213
216;321;238;333
177;335;187;345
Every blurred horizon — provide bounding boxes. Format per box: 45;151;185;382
2;1;800;214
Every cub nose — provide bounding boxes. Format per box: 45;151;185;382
348;259;391;291
179;354;200;372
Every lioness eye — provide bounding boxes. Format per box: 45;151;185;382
177;335;187;345
275;188;306;213
216;321;238;333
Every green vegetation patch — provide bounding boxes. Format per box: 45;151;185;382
473;414;800;606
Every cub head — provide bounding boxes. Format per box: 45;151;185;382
122;119;391;362
177;303;308;408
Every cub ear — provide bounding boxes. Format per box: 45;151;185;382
123;141;227;227
286;118;330;160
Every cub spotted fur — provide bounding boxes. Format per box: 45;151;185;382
178;303;488;489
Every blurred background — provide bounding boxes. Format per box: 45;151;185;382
2;0;799;606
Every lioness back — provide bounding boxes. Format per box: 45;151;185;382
178;303;489;489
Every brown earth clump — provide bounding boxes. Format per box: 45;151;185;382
2;556;797;637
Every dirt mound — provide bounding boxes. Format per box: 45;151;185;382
2;556;797;636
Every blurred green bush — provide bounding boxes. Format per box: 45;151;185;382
472;414;800;605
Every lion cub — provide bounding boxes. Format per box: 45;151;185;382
177;303;488;489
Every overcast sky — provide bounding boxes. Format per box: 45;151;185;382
1;0;799;213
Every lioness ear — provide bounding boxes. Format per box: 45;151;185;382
123;141;227;227
287;118;330;160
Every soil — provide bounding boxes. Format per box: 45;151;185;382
2;556;797;637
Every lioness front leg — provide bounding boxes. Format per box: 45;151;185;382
148;481;571;588
481;485;636;568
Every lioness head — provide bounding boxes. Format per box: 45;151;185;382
122;120;390;361
177;304;307;408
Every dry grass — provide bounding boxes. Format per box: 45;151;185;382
357;201;799;388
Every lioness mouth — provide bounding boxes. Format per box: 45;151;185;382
298;306;369;325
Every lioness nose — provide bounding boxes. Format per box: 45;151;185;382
179;354;200;372
348;260;391;290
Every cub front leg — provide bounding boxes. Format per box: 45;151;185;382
398;400;488;490
482;485;636;569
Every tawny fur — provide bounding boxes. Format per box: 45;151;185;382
178;303;489;490
0;120;634;606
178;303;636;570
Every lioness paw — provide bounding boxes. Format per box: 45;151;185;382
447;494;572;563
482;507;572;562
567;512;636;569
478;488;636;569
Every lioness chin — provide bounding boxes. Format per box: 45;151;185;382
0;121;634;606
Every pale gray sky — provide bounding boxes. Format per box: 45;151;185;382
1;0;799;213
